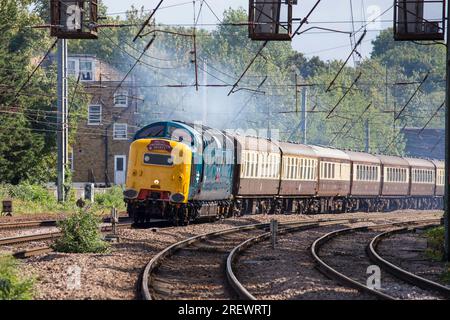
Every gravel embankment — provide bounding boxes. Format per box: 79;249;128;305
320;228;443;299
11;210;442;300
377;229;450;288
233;212;442;300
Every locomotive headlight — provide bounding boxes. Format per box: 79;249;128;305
153;179;160;185
144;155;150;162
170;193;185;203
123;189;138;199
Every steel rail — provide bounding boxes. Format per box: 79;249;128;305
226;222;323;300
310;218;442;300
0;220;58;230
0;216;130;230
13;246;54;259
225;218;385;300
367;226;450;297
0;223;133;246
140;215;405;300
0;231;62;246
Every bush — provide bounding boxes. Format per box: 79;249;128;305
424;226;445;261
0;183;124;216
52;210;109;253
93;186;125;210
0;255;34;300
6;184;55;204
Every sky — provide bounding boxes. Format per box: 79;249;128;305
102;0;395;62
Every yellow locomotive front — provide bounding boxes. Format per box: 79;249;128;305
123;138;192;222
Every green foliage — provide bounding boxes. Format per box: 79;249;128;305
423;227;450;284
6;183;54;203
424;226;445;261
0;0;89;185
0;255;34;300
1;2;444;188
53;210;109;253
93;186;126;211
441;267;450;284
0;184;124;215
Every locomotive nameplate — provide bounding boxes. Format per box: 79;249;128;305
147;140;173;152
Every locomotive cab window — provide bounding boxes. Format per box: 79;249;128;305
168;126;194;146
135;124;165;139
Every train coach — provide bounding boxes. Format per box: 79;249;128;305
123;121;444;225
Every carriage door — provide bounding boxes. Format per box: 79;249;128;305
114;155;126;185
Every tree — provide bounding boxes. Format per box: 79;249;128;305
0;0;88;184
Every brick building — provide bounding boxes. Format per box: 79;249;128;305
68;54;140;186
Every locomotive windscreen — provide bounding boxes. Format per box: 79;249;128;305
135;124;165;140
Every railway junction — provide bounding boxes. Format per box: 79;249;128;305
0;0;450;312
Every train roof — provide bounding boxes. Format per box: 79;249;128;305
374;154;409;167
431;159;445;169
310;145;351;161
402;157;435;168
234;134;280;153
344;150;381;164
278;142;317;158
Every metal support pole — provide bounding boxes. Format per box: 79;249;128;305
301;87;308;144
444;1;450;261
202;58;207;124
112;207;118;235
57;39;68;202
270;219;278;249
365;118;370;153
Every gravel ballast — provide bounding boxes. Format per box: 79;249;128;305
6;210;442;300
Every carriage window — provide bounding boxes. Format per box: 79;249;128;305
252;153;257;177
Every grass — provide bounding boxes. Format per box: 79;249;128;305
0;255;34;300
0;184;126;216
52;209;109;253
424;226;445;261
423;226;450;284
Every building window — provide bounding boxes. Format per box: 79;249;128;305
114;90;128;107
79;60;94;81
113;123;128;140
88;105;101;125
68;151;74;171
68;59;77;77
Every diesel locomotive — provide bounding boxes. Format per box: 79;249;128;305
123;120;444;225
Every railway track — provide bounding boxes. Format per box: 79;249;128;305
367;227;450;297
310;218;445;300
0;222;133;258
141;215;418;300
0;216;130;230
